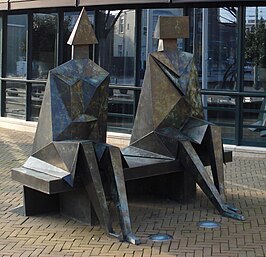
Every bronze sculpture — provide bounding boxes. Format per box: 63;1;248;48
12;13;243;247
124;16;244;221
12;8;140;245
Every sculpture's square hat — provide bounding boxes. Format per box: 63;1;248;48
154;16;189;39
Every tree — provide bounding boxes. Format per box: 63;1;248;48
245;18;266;68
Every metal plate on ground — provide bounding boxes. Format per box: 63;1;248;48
149;233;173;242
198;221;221;229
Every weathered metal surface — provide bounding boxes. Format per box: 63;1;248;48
154;16;189;39
127;16;243;221
179;140;244;221
12;8;139;245
11;167;72;194
23;186;60;216
32;57;109;154
79;142;114;235
108;146;140;245
68;8;98;46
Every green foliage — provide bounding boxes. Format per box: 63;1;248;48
245;18;266;67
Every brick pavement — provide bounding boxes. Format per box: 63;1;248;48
0;127;266;257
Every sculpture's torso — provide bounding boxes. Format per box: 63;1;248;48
130;49;204;158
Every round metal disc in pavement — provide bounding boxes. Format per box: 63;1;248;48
198;221;221;229
148;233;173;242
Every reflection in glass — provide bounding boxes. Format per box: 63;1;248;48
31;83;45;121
5;81;26;119
242;127;266;143
205;95;236;124
32;13;58;79
63;12;79;63
209;8;238;90
243;7;266;140
203;95;236;140
7;15;27;78
141;9;183;84
221;126;235;141
193;8;238;91
97;10;136;86
107;87;135;132
244;7;266;92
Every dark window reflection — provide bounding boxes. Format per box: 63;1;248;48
32;13;58;79
7;15;27;78
97;10;136;86
5;81;26;119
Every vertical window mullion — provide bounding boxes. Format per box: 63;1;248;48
26;13;33;120
0;14;7;117
236;6;245;145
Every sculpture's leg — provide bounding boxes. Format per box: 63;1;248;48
106;146;140;245
205;125;225;198
179;140;244;221
80;142;115;236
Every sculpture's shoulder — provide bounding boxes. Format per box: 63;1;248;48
179;51;194;61
150;50;194;64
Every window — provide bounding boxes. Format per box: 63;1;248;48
32;13;58;79
6;15;27;78
119;15;124;33
98;10;136;85
118;45;123;56
242;6;266;145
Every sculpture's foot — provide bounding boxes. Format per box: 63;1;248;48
108;231;120;239
222;206;245;221
225;204;241;213
120;233;141;245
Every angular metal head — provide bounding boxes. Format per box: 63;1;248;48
67;7;98;59
154;16;189;40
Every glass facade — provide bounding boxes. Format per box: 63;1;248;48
6;15;27;78
0;4;266;146
32;13;58;79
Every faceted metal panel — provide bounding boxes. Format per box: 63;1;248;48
154;16;189;39
149;56;181;128
129;58;154;143
131;132;174;158
32;142;69;171
32;58;109;153
121;146;173;160
23;156;70;180
131;45;203;148
67;8;98;46
181;117;209;144
157;98;191;130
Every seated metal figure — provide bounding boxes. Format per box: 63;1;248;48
12;8;139;245
123;16;244;221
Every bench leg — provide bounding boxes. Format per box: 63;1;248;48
23;186;59;216
60;186;98;226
